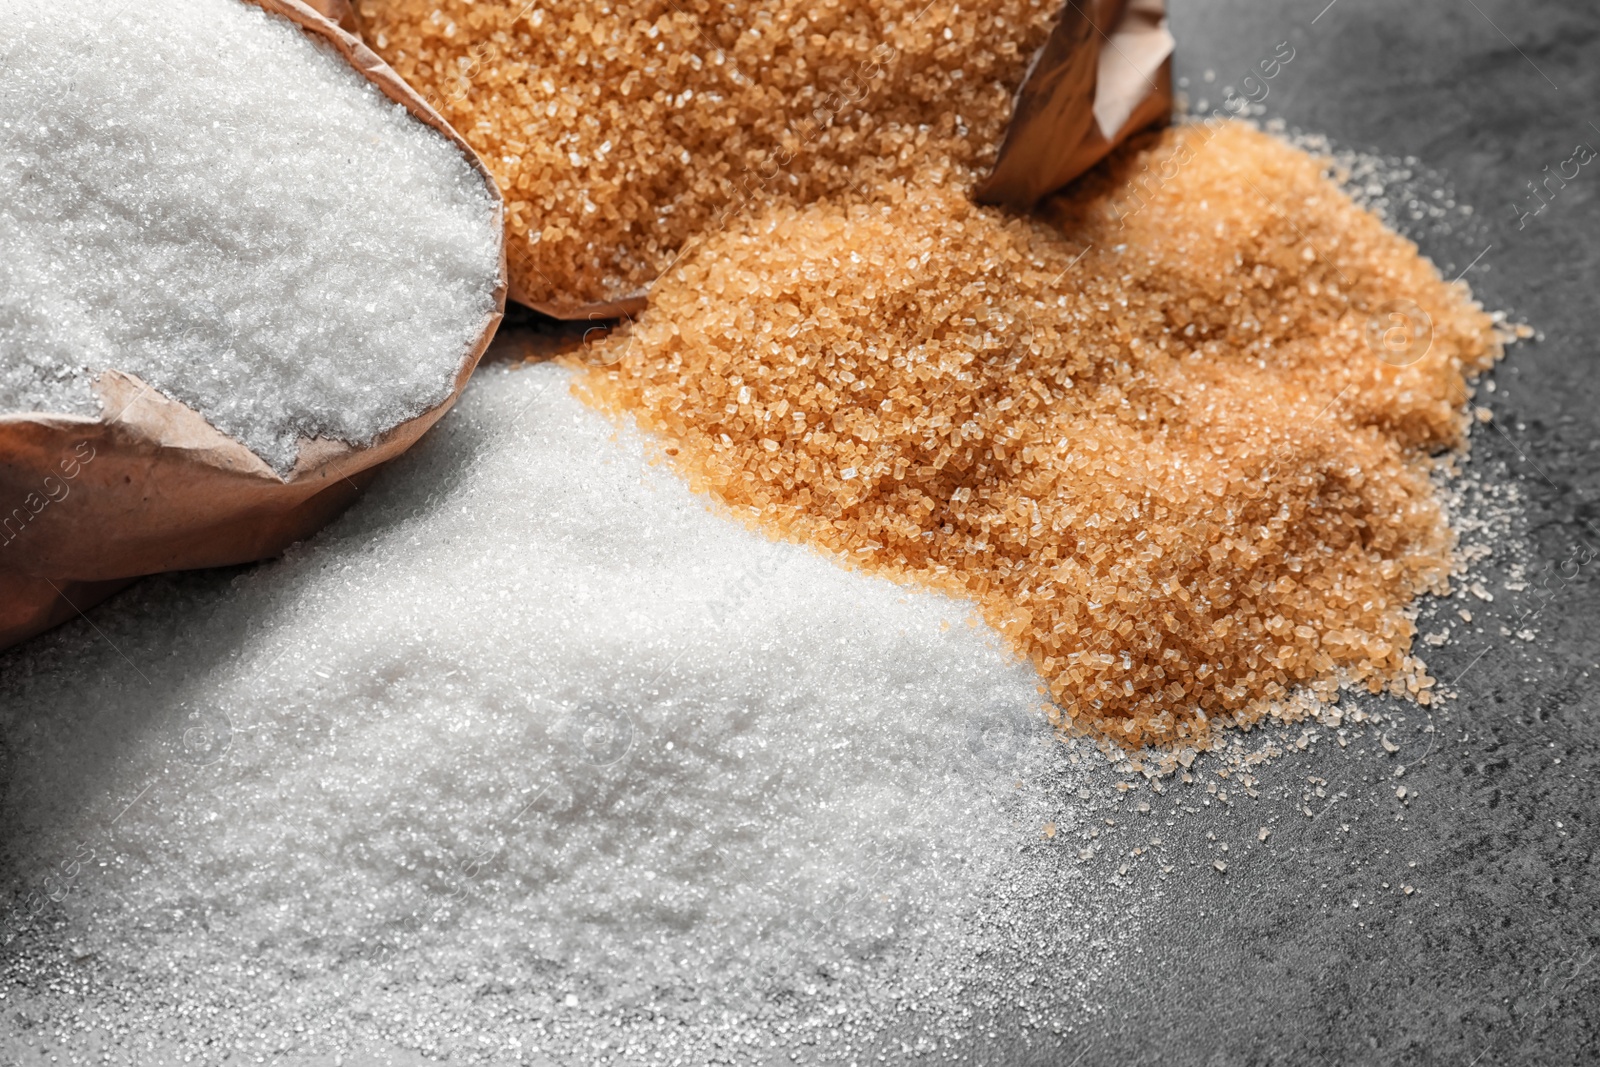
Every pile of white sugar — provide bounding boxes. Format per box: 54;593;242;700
0;0;500;471
0;362;1075;1060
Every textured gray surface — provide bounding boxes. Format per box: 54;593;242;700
1009;0;1600;1063
2;1;1596;1064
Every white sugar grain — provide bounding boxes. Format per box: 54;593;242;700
0;0;500;471
0;362;1061;1059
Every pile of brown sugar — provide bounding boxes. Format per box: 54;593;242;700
355;0;1057;309
576;122;1504;748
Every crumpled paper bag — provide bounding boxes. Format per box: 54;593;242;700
302;0;363;35
978;0;1174;208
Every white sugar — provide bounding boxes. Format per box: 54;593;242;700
0;362;1063;1056
0;0;499;471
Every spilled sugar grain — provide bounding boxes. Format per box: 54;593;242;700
0;371;1532;1063
0;360;1126;1063
577;122;1508;750
0;0;500;471
356;0;1057;308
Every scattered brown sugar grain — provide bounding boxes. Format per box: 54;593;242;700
355;0;1056;309
575;122;1503;748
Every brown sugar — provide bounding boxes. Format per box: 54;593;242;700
575;122;1504;748
354;0;1056;308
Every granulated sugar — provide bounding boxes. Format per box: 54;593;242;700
0;0;500;470
0;360;1078;1062
355;0;1057;307
577;122;1506;749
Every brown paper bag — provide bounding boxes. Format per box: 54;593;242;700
512;282;652;326
301;0;363;35
0;0;507;650
977;0;1174;209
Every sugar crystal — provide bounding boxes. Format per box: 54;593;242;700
0;0;501;471
578;123;1505;747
